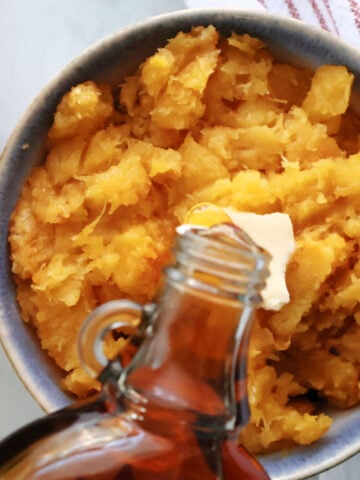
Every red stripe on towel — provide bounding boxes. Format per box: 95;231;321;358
348;0;360;32
307;0;331;31
320;0;340;34
284;0;301;19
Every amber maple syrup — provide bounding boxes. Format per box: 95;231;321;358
0;224;270;480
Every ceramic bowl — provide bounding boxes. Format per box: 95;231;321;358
1;9;360;480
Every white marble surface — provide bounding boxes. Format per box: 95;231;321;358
0;1;360;479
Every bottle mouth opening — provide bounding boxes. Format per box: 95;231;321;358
168;223;271;304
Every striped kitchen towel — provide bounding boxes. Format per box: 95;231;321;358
184;0;360;48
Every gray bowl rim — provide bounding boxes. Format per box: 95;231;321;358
1;8;360;480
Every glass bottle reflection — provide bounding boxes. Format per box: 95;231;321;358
0;224;271;480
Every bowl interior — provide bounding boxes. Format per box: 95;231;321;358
1;9;360;480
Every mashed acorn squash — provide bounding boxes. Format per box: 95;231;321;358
9;25;360;453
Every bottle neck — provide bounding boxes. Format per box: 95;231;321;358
123;224;270;433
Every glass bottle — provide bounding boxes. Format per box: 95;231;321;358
0;223;271;480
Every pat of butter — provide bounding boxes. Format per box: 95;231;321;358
223;209;295;311
177;205;296;311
